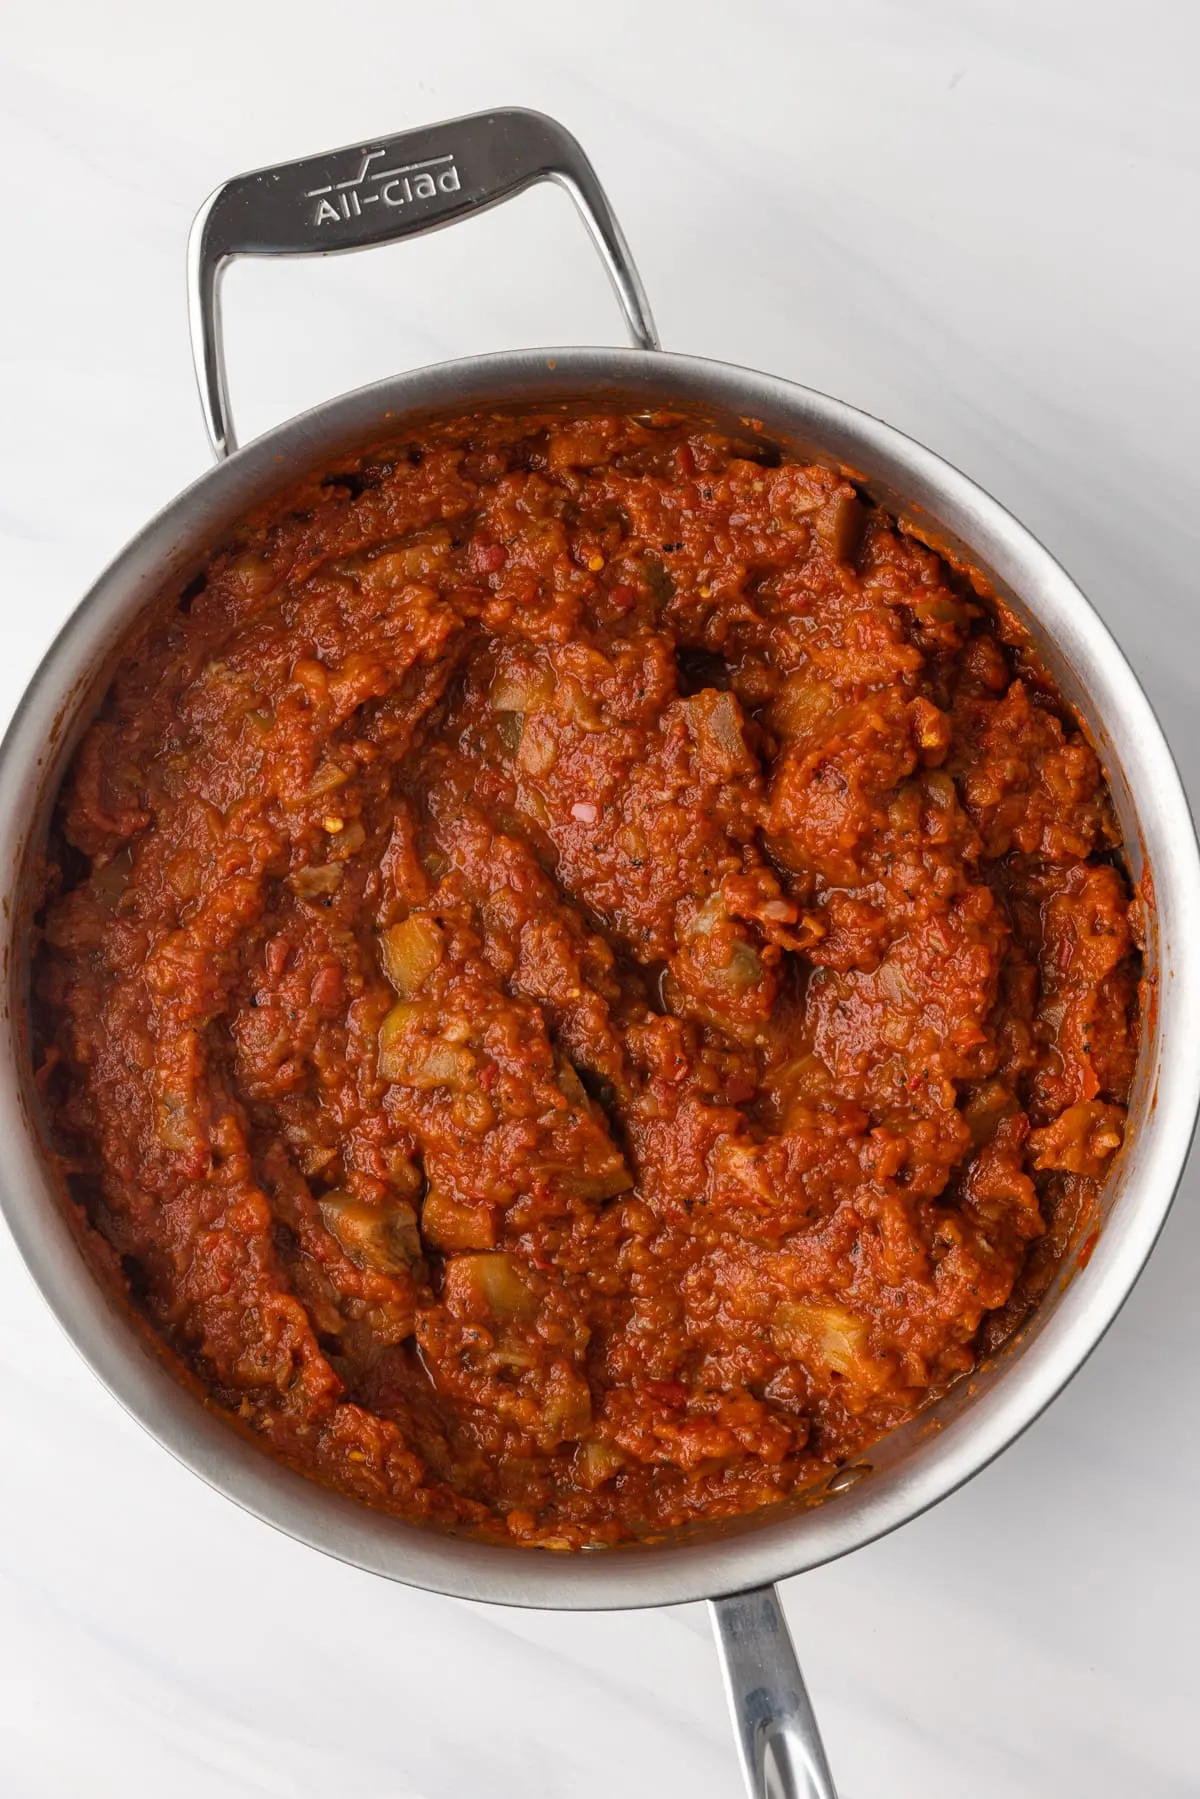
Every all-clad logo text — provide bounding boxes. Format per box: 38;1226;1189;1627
305;147;461;226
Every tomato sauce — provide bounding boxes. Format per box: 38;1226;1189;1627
37;412;1140;1546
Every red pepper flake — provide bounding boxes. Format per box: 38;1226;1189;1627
571;801;599;824
609;583;637;611
311;963;344;1011
468;538;507;575
723;1076;757;1105
644;1379;688;1407
478;1061;498;1092
265;935;291;980
1077;1227;1100;1270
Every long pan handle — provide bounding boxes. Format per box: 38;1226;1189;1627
710;1585;839;1799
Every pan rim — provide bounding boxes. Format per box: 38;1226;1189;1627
2;344;1196;1610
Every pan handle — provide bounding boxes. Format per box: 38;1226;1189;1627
710;1584;840;1799
187;106;659;459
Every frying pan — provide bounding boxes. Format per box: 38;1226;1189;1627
1;109;1197;1799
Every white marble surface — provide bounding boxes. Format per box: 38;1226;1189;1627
3;3;1199;1794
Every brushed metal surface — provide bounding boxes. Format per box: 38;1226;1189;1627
711;1585;838;1799
188;108;659;458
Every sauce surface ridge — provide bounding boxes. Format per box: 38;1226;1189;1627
38;411;1140;1547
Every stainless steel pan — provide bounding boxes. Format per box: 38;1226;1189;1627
2;109;1197;1799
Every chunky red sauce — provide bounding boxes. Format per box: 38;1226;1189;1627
38;412;1140;1546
